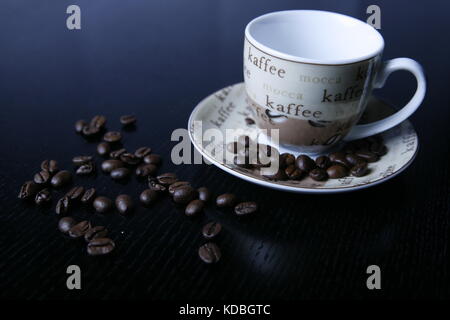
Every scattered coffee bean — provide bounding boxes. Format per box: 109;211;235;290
135;164;157;177
82;125;100;136
309;168;328;181
370;143;387;156
110;167;131;180
68;220;90;238
72;155;93;166
168;181;191;195
185;199;204;216
329;152;351;168
120;153;140;165
280;153;295;168
90;115;107;129
315;155;332;169
34;170;51;184
103;131;122;143
97;142;111;156
35;188;51;205
75;120;87;133
40;159;58;174
65;186;85;201
285;165;303;180
139;189;159;205
143;154;162;165
350;162;369;177
198;242;221;264
134;147;152;158
87;238;115;256
197;187;211;202
326;165;348;179
58;217;76;234
18;181;41;199
115;194;133;215
296;155;316;172
148;176;166;191
345;153;365;166
202;222;221;239
81;188;96;204
55;196;71;215
234;201;258;215
245;117;255;125
355;150;379;163
120;114;136;126
76;162;95;175
173;185;198;204
216;193;237;208
50;170;72;188
157;172;178;186
84;226;108;242
93;196;113;213
110;148;126;159
101;159;123;173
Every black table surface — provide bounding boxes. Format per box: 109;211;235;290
1;0;449;300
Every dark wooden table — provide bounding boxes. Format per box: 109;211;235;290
1;0;449;300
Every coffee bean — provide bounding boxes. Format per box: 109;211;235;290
355;150;379;163
350;162;369;177
148;176;166;192
135;164;157;177
68;220;90;238
296;155;316;172
35;188;51;205
234;201;258;215
18;181;41;199
326;165;348;179
90;115;106;129
216;193;237;208
134;147;152;158
55;196;71;215
72;155;93;166
81;188;96;204
58;217;76;234
65;186;85;201
173;185;198;204
139;189;159;205
110;148;126;159
280;153;295;168
82;125;100;137
120;153;140;165
345;153;366;166
76;162;95;175
168;181;191;195
309;168;328;181
157;172;178;186
202;222;221;239
97;142;111;156
50;170;72;188
329;152;351;168
115;194;133;215
120;114;136;126
40;159;58;174
103;131;122;143
198;242;221;264
370;142;388;156
263;168;288;181
226;142;244;154
285;165;303;180
101;159;123;173
197;187;211;202
87;237;115;256
110;167;130;180
93;196;113;213
315;155;332;169
84;226;108;242
185;199;204;216
75;120;87;133
34;170;51;184
143;154;162;165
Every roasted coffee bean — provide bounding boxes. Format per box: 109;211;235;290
329;152;351;168
143;154;162;165
120;153;140;165
34;170;51;184
148;176;166;192
97;142;111;156
135;164;157;177
238;135;251;147
82;125;100;136
263;168;288;181
345;153;366;166
309;168;328;181
101;159;123;173
35;189;51;205
81;188;96;204
103;131;122;143
234;201;258;215
245;117;255;125
110;148;126;159
76;162;95;175
139;189;159;205
55;196;71;215
326;165;348;179
370;143;388;156
93;196;113;213
18;181;41;199
173;185;198;204
280;153;295;168
355;150;379;163
134;147;152;158
58;217;76;234
65;186;85;201
216;193;237;208
87;238;115;256
350;162;369;177
198;242;221;264
157;172;178;186
202;222;221;239
50;170;72;188
84;226;108;242
115;194;133;215
185;199;204;216
90;115;107;129
75;120;87;133
72;155;93;166
197;187;211;202
296;155;316;172
40;159;58;174
285;165;303;180
168;181;191;195
226;141;244;154
110;167;131;180
120;114;136;126
68;220;90;238
315;155;332;169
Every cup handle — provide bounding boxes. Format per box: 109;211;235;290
344;58;426;141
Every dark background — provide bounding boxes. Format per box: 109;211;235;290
0;0;449;300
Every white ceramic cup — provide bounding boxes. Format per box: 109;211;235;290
244;10;426;153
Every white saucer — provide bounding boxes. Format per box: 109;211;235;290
188;83;418;194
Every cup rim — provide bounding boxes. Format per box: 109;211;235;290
245;10;385;65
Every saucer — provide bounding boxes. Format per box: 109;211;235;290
188;83;418;194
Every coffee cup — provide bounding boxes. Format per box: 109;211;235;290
244;10;426;153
